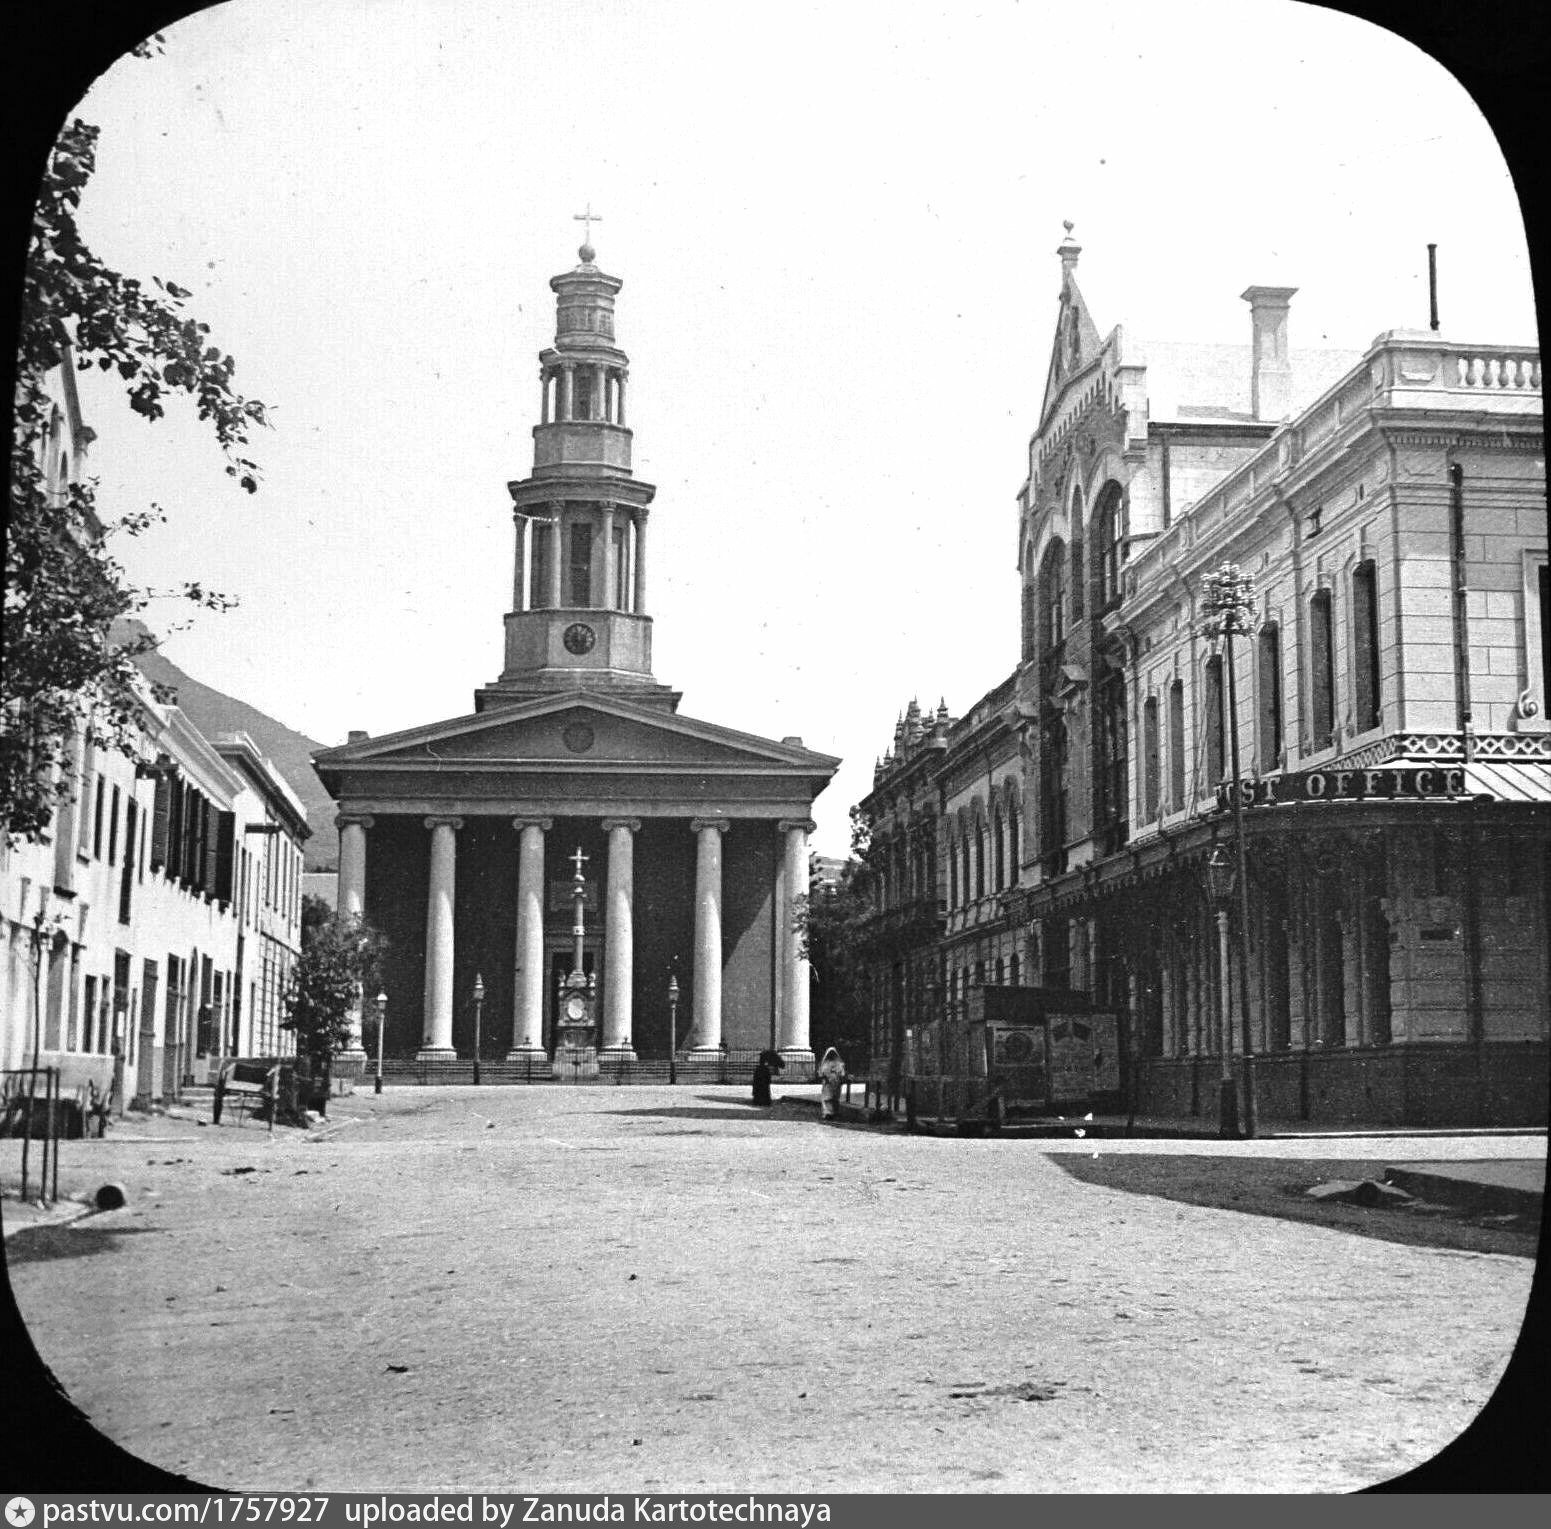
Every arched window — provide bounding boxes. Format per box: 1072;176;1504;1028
1309;588;1335;749
1168;679;1185;811
1257;624;1283;770
1143;694;1161;821
1040;539;1068;656
975;820;986;899
1021;545;1037;660
1093;481;1124;610
1204;654;1226;783
1070;487;1085;621
992;809;1005;889
1352;562;1380;732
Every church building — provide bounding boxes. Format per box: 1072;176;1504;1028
314;238;838;1072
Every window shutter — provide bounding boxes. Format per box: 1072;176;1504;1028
214;812;236;902
151;773;171;869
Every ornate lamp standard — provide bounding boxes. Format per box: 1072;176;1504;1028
1205;843;1238;1137
1202;561;1259;1139
667;975;679;1085
373;990;387;1094
471;973;485;1086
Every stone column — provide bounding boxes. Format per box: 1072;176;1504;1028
689;818;729;1054
540;368;551;425
508;817;550;1061
559;366;574;422
336;813;373;1059
599;503;617;610
418;816;462;1060
778;818;816;1067
601;818;640;1062
513;516;529;612
547;502;564;608
594;364;607;420
633;509;649;615
617;371;627;427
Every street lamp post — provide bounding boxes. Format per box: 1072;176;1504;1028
1205;843;1238;1137
374;990;387;1094
1203;561;1260;1139
667;975;679;1085
471;972;485;1086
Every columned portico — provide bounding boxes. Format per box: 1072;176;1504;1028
509;816;551;1060
778;817;816;1067
418;816;463;1059
690;818;729;1053
601;818;640;1061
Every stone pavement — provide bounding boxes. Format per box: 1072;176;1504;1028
3;1084;1542;1493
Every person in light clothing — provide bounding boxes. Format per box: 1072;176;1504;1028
818;1047;846;1120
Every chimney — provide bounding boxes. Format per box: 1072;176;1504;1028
347;729;370;745
1241;286;1298;422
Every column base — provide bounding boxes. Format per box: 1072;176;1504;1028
415;1047;458;1062
779;1047;816;1077
599;1044;638;1067
505;1045;548;1064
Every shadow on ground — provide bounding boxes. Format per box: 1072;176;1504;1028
4;1219;163;1266
602;1099;798;1122
1046;1153;1541;1258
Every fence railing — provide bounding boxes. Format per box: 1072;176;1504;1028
366;1047;831;1087
1;1067;63;1203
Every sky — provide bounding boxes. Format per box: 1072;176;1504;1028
56;0;1537;857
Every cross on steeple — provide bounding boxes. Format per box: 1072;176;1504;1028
573;203;603;243
569;846;590;878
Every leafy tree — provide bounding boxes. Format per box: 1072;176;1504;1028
5;58;269;845
281;897;387;1068
799;806;876;1064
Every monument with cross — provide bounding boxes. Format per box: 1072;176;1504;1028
554;844;601;1078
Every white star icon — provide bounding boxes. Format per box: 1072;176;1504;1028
6;1500;36;1528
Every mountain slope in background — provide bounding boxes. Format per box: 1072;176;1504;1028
127;628;339;871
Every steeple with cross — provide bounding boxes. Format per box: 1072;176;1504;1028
479;215;680;716
574;203;602;263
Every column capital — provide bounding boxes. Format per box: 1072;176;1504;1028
424;815;464;832
690;817;730;836
778;818;817;836
336;813;375;832
512;817;553;833
633;505;651;524
601;817;642;834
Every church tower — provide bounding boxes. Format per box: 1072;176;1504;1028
476;229;678;712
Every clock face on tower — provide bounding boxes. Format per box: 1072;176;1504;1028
564;993;588;1021
563;622;596;655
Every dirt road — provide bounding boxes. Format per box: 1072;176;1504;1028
4;1085;1540;1492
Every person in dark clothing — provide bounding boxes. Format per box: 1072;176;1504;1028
751;1057;772;1106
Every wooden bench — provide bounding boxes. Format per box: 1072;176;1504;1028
213;1059;281;1130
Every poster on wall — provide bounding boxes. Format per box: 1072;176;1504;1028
1089;1011;1120;1093
1047;1016;1093;1100
988;1022;1048;1107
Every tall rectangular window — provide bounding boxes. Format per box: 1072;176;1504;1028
1204;655;1225;784
119;800;137;924
1257;624;1283;770
568;521;593;606
1352;561;1381;732
1168;680;1185;812
108;784;120;865
1310;588;1335;749
1143;695;1160;821
93;776;105;859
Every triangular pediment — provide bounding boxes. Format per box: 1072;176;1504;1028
315;690;839;776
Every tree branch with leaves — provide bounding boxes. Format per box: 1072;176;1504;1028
5;87;270;844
